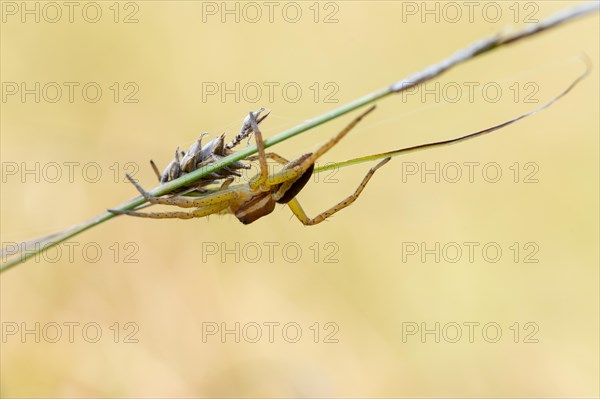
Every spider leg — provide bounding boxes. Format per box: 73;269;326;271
286;157;390;225
109;202;229;219
247;153;289;165
247;153;289;185
131;202;155;211
266;105;376;187
220;177;235;190
119;174;238;209
247;111;270;192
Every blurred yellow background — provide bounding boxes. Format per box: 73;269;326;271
1;1;598;397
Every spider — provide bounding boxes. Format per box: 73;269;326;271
109;105;388;225
108;60;587;225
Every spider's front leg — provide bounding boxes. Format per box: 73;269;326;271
246;111;271;193
117;174;238;208
108;174;240;219
246;153;289;165
265;105;377;188
108;202;230;219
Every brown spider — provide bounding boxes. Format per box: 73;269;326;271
109;105;388;225
108;57;588;226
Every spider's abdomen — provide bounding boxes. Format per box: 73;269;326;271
276;163;314;204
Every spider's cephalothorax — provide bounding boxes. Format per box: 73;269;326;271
109;105;390;225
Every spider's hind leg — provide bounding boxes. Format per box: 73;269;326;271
286;157;390;225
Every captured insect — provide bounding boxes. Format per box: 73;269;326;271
149;108;271;191
108;65;588;225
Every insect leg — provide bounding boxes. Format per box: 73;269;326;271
150;160;162;182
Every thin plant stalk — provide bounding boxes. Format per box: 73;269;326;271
1;2;598;273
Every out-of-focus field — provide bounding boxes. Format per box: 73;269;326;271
1;1;598;397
